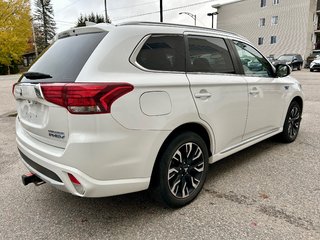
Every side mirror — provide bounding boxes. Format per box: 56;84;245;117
276;64;291;78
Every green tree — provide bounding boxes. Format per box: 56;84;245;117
33;0;56;53
0;0;32;74
76;12;111;27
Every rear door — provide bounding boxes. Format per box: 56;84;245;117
185;34;248;153
14;31;107;148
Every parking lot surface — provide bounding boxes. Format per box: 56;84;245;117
0;71;319;239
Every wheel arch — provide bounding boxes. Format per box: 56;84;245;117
283;96;303;123
149;122;213;187
278;95;303;143
292;96;303;112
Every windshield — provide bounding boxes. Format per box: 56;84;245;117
278;55;293;61
21;32;107;83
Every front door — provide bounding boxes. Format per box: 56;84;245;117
232;40;286;140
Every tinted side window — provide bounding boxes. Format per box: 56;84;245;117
187;36;235;74
233;41;274;78
136;35;185;72
22;32;107;83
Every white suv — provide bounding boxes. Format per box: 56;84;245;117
13;22;303;207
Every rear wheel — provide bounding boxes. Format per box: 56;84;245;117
310;68;314;72
278;101;302;143
151;132;209;208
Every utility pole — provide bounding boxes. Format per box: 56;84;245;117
104;0;108;23
31;18;38;57
160;0;163;22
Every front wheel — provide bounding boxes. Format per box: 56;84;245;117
278;101;302;143
151;132;209;208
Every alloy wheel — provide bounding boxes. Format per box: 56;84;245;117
167;142;205;199
287;105;301;139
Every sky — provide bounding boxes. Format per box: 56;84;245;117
30;0;237;33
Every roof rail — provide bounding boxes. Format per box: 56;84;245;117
118;21;245;38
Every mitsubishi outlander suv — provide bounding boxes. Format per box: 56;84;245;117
13;22;303;207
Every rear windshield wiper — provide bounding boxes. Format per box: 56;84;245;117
23;72;52;80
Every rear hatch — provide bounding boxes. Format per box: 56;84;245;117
14;29;107;148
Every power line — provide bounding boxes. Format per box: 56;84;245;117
113;0;214;21
55;20;76;25
55;0;214;28
109;0;159;11
55;0;81;14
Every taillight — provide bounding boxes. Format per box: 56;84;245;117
12;83;17;96
40;83;133;114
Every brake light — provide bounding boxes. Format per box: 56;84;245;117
40;83;133;114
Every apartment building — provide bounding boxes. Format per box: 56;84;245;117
214;0;320;60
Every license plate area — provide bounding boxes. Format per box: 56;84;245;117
18;99;48;126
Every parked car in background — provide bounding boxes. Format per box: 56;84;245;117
310;56;320;72
305;50;320;68
272;54;303;70
247;59;263;71
13;22;304;208
266;56;276;62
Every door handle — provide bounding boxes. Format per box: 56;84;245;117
249;87;259;96
195;90;212;99
249;91;259;96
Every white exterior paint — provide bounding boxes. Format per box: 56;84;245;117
14;22;303;198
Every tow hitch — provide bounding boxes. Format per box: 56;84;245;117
22;172;45;186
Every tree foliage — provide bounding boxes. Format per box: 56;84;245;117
33;0;56;53
0;0;32;72
76;13;111;27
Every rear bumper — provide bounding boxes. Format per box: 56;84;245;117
16;115;170;197
17;139;150;197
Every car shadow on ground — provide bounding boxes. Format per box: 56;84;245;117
30;137;283;222
15;135;306;239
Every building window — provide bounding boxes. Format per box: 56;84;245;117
259;18;266;27
260;0;266;7
273;0;280;5
271;16;279;25
258;37;264;45
271;36;277;44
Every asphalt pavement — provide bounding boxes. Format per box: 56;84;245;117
0;70;319;239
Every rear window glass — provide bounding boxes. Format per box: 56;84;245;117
21;32;107;83
136;35;185;72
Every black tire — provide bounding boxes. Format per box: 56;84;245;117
297;64;301;70
151;131;209;208
310;69;314;72
278;101;302;143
